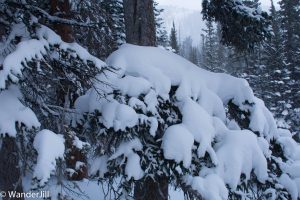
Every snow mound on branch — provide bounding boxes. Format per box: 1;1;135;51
117;75;151;97
215;130;268;190
107;44;254;103
279;174;299;200
249;97;278;140
279;163;300;199
162;124;194;168
184;174;228;200
90;155;108;178
277;131;300;199
106;44;276;138
0;85;40;137
109;138;144;180
75;44;281;192
281;161;300;179
101;100;139;131
277;136;300;160
75;94;139;131
33;129;65;187
180;98;217;162
0;25;105;89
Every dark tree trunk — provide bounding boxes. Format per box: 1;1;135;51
123;0;156;46
123;1;166;198
50;0;87;180
134;176;168;200
0;137;24;200
123;0;168;200
50;0;74;43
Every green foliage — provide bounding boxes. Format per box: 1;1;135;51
202;0;271;52
169;21;179;53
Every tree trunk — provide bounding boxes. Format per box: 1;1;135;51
123;0;156;46
50;0;87;180
0;137;24;200
50;0;74;43
134;176;168;200
123;1;167;199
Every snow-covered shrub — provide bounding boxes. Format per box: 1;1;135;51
75;44;300;199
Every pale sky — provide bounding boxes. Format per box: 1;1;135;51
157;0;280;11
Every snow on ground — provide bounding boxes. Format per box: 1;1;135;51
19;176;186;200
22;176;106;200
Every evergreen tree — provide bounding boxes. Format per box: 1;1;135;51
202;19;226;72
202;0;271;51
188;47;199;65
0;0;105;197
179;36;200;65
154;1;168;47
180;36;193;59
74;0;125;59
264;0;283;69
278;0;300;133
279;0;300;66
202;18;217;70
169;22;179;53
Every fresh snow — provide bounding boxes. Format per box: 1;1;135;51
74;44;282;198
277;131;300;199
0;25;105;89
184;174;228;200
180;98;217;161
33;129;65;187
277;136;300;160
162;124;194;168
90;155;108;178
214;130;268;190
279;174;298;200
109;138;144;180
0;85;40;137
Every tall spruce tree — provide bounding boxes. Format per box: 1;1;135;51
169;21;179;53
154;1;168;47
202;19;227;72
74;0;125;59
202;0;271;51
278;0;300;134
